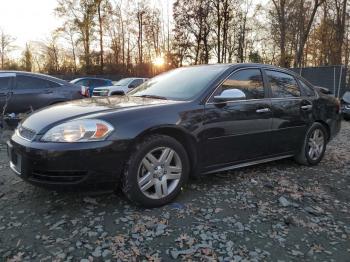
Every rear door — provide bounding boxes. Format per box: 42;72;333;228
9;75;62;113
264;69;314;155
201;68;273;170
0;73;15;114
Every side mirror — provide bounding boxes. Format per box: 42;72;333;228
129;84;135;89
213;89;246;103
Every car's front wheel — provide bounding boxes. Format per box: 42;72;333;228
294;122;327;165
122;135;189;207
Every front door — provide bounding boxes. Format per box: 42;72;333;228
8;74;59;113
201;68;272;171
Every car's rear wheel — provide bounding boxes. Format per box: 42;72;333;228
121;135;189;207
294;122;327;165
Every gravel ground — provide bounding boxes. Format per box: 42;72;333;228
0;122;350;262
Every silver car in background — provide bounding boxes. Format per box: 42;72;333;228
92;78;148;97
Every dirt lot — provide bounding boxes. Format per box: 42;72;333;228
0;122;350;262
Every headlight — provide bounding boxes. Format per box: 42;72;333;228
41;119;114;142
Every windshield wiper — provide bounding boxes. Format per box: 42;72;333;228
135;95;168;100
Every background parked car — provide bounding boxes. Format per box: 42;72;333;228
341;91;350;120
0;71;82;115
70;77;113;97
92;77;148;97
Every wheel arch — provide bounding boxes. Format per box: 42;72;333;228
133;126;199;177
314;120;331;141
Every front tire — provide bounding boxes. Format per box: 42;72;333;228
121;135;189;207
294;122;327;166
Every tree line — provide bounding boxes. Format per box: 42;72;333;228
0;0;349;77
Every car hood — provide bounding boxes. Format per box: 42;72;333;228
21;96;176;133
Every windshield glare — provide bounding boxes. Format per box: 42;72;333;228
129;66;227;101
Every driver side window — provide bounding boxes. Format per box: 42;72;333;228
214;69;265;100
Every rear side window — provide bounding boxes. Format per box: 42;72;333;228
214;68;265;100
266;70;300;98
0;76;12;91
298;79;315;97
16;75;59;89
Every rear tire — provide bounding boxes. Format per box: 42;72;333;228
121;135;189;207
294;122;327;166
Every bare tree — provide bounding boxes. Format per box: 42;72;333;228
55;0;97;73
333;0;348;64
294;0;325;67
0;29;16;69
22;43;33;72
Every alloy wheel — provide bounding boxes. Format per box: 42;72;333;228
307;128;325;161
137;147;182;199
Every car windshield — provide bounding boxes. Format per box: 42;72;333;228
114;78;133;86
129;66;227;101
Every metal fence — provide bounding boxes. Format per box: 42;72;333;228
290;65;348;98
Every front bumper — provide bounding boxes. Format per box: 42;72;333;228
92;90;109;97
7;134;131;187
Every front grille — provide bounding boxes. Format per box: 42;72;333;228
17;125;36;141
30;170;88;183
92;90;108;97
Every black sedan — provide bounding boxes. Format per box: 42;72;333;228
7;64;341;207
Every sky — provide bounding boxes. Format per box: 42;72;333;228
0;0;60;50
0;0;263;58
0;0;173;55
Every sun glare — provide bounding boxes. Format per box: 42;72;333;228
153;56;165;67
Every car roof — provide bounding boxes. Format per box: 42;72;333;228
182;63;297;73
0;70;69;85
72;77;112;81
117;77;146;80
179;63;307;83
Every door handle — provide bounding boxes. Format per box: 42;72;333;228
256;108;271;113
44;89;53;94
301;105;312;110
